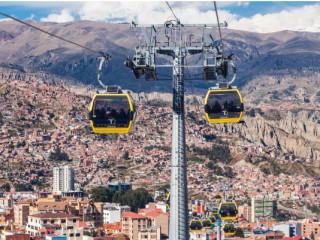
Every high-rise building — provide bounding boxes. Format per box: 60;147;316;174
238;204;252;222
53;166;74;193
251;196;277;223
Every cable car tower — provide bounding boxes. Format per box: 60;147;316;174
126;16;235;239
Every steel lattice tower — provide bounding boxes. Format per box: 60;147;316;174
170;48;189;239
126;20;231;240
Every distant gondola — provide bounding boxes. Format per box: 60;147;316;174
166;192;170;210
214;194;223;201
89;89;135;134
223;223;236;236
209;216;217;224
189;220;203;232
202;219;212;229
219;202;238;220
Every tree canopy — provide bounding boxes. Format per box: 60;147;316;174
90;187;115;203
49;146;70;162
90;187;153;213
234;227;245;238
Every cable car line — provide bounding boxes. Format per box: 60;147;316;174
213;1;225;58
165;1;180;23
0;12;122;60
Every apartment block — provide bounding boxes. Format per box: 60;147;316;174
26;211;83;240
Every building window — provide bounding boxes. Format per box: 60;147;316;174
61;220;66;223
70;234;74;237
73;219;76;223
67;226;74;230
76;233;80;237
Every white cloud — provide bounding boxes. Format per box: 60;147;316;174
229;4;320;33
78;1;238;25
237;2;249;7
38;2;320;33
40;9;74;23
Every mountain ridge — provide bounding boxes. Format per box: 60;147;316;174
1;20;320;98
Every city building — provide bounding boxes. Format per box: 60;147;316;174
238;205;252;222
14;202;30;226
122;212;149;240
145;210;169;238
301;221;320;238
46;235;67;240
0;230;30;240
0;196;13;209
251;197;277;222
108;181;132;192
138;226;161;240
189;229;213;240
138;203;169;238
273;223;301;238
252;229;285;240
53;166;75;194
103;203;130;224
26;211;83;240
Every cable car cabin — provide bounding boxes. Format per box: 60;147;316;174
204;88;243;124
89;93;134;134
209;216;216;224
202;219;212;229
189;220;203;232
219;202;238;220
214;194;222;201
223;223;236;236
166;192;170;210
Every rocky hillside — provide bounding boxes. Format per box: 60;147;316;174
1;20;319;163
216;107;320;162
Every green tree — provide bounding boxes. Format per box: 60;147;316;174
112;188;154;213
14;183;33;191
0;183;11;192
90;187;115;202
234;227;245;238
207;162;215;170
48;146;70;162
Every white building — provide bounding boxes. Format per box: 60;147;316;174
26;211;82;240
103;203;130;224
272;223;301;237
189;229;213;240
53;166;74;193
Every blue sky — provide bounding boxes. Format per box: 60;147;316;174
1;1;320;33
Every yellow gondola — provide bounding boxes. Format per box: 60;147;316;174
189;220;203;232
204;88;243;124
219;202;238;220
223;223;236;236
214;194;223;201
209;216;216;224
166;192;170;210
202;219;212;229
89;93;135;134
201;218;212;228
